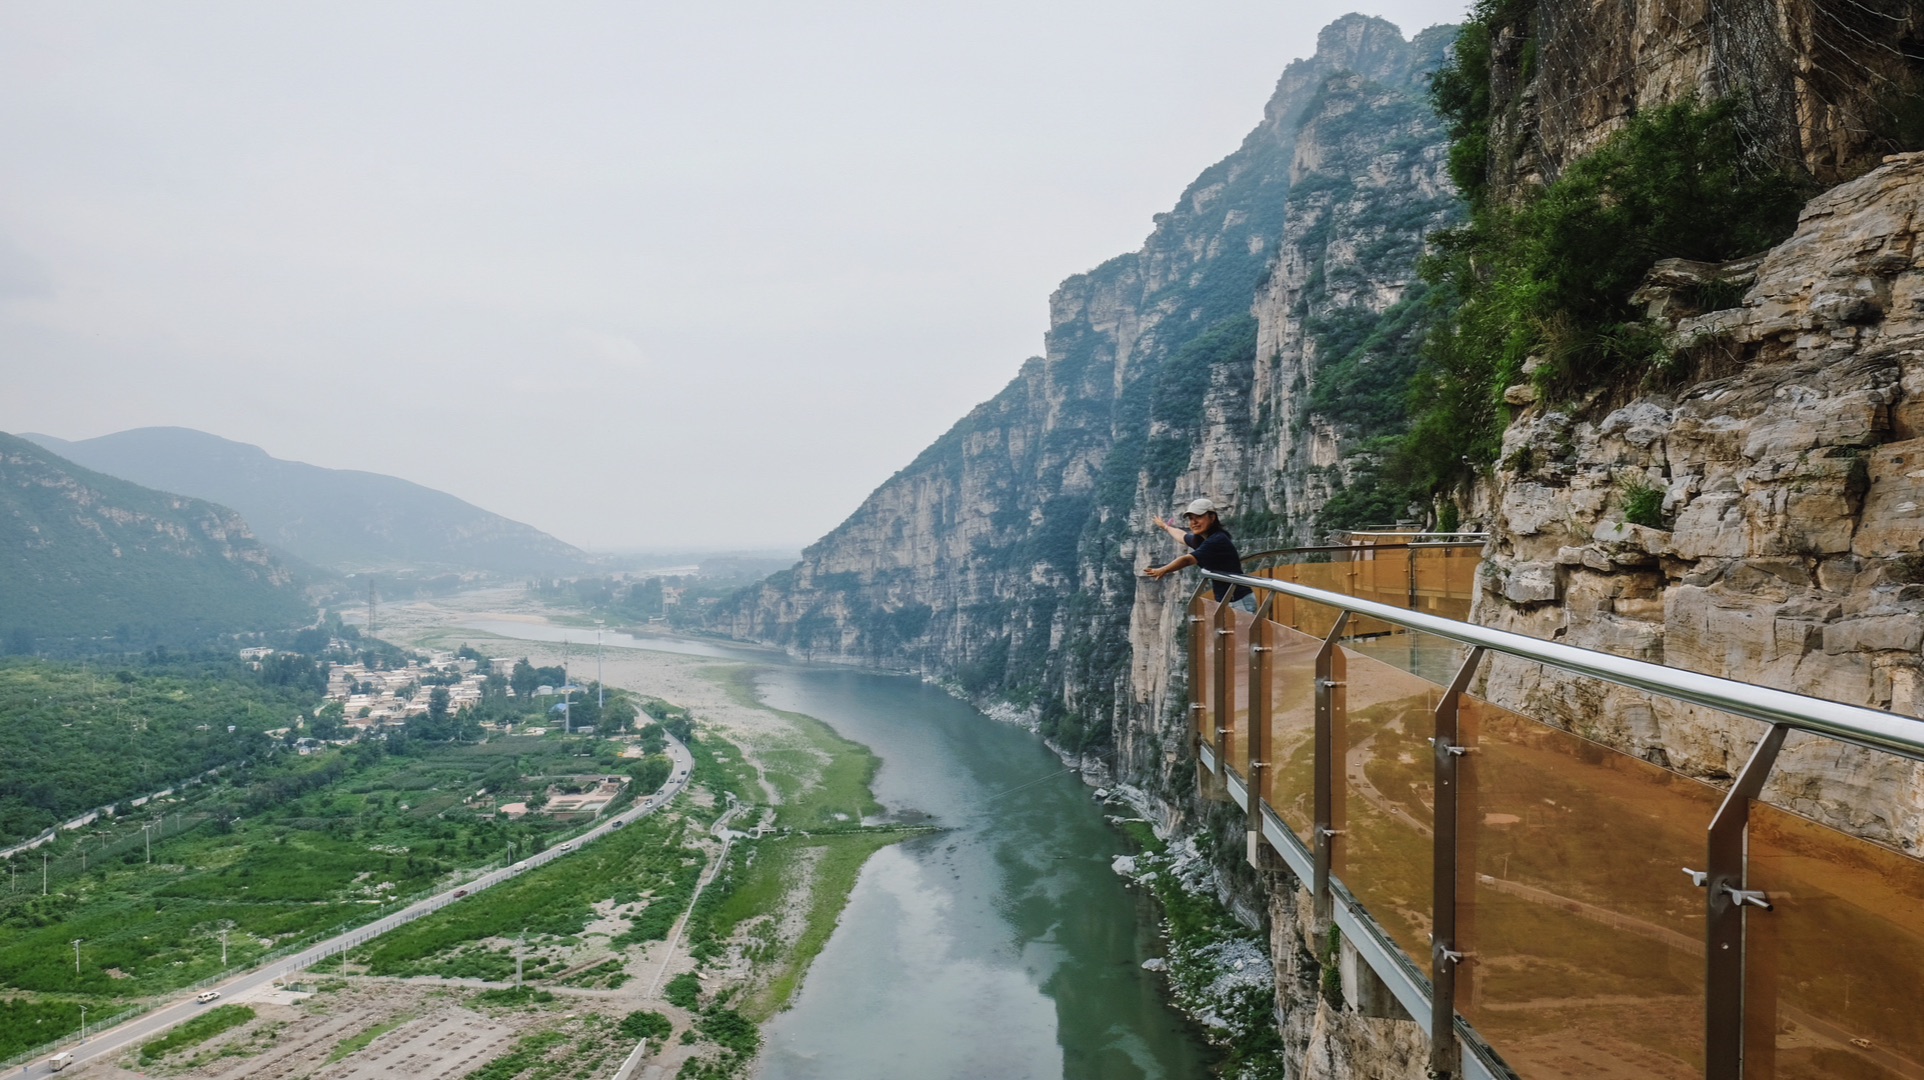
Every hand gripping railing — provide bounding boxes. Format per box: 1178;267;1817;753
1191;566;1924;1080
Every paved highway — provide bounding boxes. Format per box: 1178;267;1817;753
24;733;695;1077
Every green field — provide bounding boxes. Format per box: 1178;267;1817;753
359;810;702;975
0;635;923;1074
0;723;658;1060
139;1004;256;1063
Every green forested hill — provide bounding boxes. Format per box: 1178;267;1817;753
0;656;325;845
0;432;314;651
24;427;594;575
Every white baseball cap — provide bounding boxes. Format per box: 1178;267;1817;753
1183;498;1218;517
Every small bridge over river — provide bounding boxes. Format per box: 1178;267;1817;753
1186;534;1924;1080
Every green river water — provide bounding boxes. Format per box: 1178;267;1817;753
753;666;1214;1080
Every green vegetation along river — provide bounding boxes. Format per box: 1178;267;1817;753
753;667;1212;1080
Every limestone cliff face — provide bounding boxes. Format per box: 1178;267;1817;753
1478;0;1919;191
721;17;1456;761
1475;153;1924;847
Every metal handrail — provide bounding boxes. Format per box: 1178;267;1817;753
1243;540;1486;560
1202;569;1924;761
1338;530;1490;540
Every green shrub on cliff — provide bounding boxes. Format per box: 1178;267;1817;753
1407;87;1810;492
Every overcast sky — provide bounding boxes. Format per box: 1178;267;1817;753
0;1;1466;552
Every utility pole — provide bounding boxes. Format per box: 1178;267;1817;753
597;626;604;710
72;938;82;977
145;822;152;864
43;852;48;895
516;930;525;988
78;1004;87;1044
219;927;230;966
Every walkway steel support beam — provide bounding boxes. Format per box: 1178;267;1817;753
1312;612;1350;921
1704;723;1788;1080
1430;646;1486;1080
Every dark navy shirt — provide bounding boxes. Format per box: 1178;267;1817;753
1185;528;1250;602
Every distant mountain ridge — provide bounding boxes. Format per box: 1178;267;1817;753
23;428;593;575
0;431;314;649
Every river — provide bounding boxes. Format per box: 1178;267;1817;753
753;667;1212;1080
448;617;1213;1077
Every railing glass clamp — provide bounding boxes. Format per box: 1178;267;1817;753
1431;738;1470;756
1317;679;1346;689
1683;867;1708;887
1725;886;1772;910
1251;646;1272;653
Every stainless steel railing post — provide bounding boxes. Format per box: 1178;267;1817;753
1247;593;1276;859
1312;612;1349;922
1430;645;1485;1080
1212;598;1232;780
1701;723;1788;1080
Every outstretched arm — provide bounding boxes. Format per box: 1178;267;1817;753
1143;553;1197;580
1151;515;1191;548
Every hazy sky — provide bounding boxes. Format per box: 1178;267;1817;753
0;1;1466;552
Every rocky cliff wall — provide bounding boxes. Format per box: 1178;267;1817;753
1474;152;1924;848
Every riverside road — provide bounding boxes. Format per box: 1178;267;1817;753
21;732;695;1078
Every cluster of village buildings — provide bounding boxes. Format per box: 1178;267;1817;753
241;645;497;730
236;645;631;818
326;653;493;729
